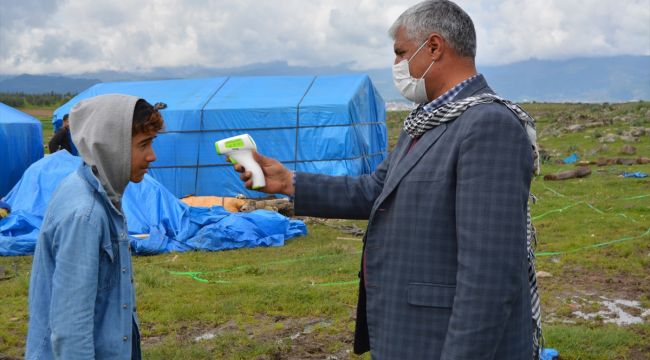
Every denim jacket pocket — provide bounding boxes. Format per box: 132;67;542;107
407;282;456;308
97;242;118;291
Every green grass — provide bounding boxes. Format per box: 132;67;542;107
17;107;56;154
2;102;649;359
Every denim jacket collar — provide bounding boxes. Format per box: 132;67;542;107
79;163;125;217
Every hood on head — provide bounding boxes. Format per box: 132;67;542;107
69;94;140;209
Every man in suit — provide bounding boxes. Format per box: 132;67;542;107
234;1;538;358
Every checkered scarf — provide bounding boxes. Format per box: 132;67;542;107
404;93;543;359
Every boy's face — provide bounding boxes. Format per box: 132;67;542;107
130;131;157;183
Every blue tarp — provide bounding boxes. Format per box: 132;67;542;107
53;74;387;198
621;172;648;178
562;153;578;164
0;151;306;256
0;102;44;197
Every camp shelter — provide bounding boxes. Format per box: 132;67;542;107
0;103;44;197
53;75;387;198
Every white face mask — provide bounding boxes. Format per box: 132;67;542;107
392;39;435;104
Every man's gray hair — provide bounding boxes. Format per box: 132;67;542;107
389;0;476;58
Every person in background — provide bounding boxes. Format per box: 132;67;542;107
26;94;164;359
233;1;541;359
48;114;72;154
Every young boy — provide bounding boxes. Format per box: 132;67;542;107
26;94;164;359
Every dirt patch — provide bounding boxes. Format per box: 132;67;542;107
559;266;649;299
180;314;355;359
540;263;650;327
544;289;650;326
571;295;650;325
191;319;239;342
254;315;351;360
21;108;53;118
627;336;650;360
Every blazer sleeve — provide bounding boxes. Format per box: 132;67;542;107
441;106;533;359
49;213;104;359
294;148;394;219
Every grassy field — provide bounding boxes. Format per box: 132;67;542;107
2;102;649;359
20;107;56;154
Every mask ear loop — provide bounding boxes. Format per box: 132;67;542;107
418;59;435;80
408;39;430;62
409;39;436;80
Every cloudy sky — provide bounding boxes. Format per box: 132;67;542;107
1;0;649;75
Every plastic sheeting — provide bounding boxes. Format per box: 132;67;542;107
562;153;578;164
53;74;387;198
0;151;306;256
0;102;44;197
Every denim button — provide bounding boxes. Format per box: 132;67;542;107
123;336;128;341
123;303;128;309
122;268;127;273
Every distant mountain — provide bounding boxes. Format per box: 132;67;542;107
71;61;358;81
479;56;650;102
0;74;100;94
362;56;650;102
1;56;648;102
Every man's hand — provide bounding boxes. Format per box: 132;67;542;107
231;151;295;196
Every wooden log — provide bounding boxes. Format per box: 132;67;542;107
616;158;637;165
240;198;294;217
544;166;592;181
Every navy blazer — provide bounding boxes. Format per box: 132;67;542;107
295;75;534;359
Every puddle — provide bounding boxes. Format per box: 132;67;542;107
193;320;238;342
571;296;650;326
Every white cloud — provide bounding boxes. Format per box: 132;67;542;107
0;0;648;75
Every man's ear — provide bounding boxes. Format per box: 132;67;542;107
426;33;446;61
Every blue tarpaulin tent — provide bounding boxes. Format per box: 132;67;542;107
0;102;44;197
0;151;307;256
53;75;387;198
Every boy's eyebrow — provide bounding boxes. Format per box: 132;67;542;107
138;135;157;145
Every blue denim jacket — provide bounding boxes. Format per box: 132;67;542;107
26;164;139;359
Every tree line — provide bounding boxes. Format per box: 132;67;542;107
0;92;75;108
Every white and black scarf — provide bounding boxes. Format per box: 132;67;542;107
404;93;543;359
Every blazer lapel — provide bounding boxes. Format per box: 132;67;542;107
384;132;411;182
373;124;447;209
370;74;490;214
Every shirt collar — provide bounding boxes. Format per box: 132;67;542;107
422;73;481;112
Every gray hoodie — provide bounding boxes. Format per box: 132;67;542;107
69;94;139;209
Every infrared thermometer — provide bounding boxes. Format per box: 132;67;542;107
215;134;266;189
